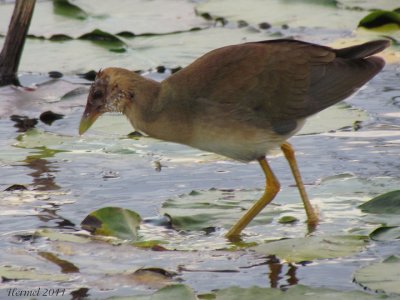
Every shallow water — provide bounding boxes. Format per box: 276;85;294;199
1;0;400;299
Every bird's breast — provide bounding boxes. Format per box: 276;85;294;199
187;118;305;162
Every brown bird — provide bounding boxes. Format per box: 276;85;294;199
79;39;388;238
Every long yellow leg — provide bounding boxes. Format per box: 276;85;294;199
280;142;319;228
225;157;281;238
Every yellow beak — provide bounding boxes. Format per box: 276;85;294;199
79;103;101;135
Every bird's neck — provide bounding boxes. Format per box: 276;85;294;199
124;80;193;144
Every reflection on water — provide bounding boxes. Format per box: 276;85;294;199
37;207;76;229
267;256;298;288
21;146;67;190
24;157;59;190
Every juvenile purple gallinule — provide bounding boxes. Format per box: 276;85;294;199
79;39;388;238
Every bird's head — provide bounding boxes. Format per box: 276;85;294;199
79;67;144;135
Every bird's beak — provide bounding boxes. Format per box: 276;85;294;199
79;103;101;135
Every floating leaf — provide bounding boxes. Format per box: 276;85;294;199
196;0;370;30
132;240;169;249
211;284;398;300
38;251;80;273
161;189;275;231
78;29;125;47
53;0;88;20
49;34;74;41
130;268;176;288
278;216;298;224
10;115;38;132
252;235;367;263
358;10;400;29
107;284;197;300
354;256;400;295
40;110;64;125
4;184;27;191
369;226;400;241
359;190;400;214
0;266;69;281
81;207;141;241
34;229;89;244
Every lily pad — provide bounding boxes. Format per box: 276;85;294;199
78;29;125;47
0;0;208;38
358;10;400;29
81;207;142;241
53;0;88;20
196;0;368;30
369;226;400;241
0;265;69;281
34;228;89;244
161;189;275;231
252;235;367;262
107;284;197;300
278;215;298;224
38;251;80;273
212;284;398;299
354;256;400;295
359;190;400;214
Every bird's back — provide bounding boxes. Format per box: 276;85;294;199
164;39;387;127
158;39;388;161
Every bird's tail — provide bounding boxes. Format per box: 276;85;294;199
334;40;390;59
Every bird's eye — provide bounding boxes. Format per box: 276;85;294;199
92;89;103;100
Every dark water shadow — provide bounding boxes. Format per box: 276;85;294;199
20;147;67;191
267;255;299;288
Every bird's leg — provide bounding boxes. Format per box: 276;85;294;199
225;157;280;239
280;142;319;230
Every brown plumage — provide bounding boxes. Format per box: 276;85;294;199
80;39;389;238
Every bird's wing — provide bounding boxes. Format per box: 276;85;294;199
164;39;385;130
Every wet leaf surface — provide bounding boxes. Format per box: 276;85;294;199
107;284;197;300
39;110;64;125
0;266;69;282
53;0;89;20
81;207;141;241
161;189;275;231
358;10;400;29
37;251;80;273
359;190;400;214
210;284;400;299
369;226;400;241
354;256;400;295
252;235;367;263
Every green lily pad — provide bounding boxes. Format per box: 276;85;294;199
0;0;207;38
38;251;80;273
107;284;197;300
78;29;125;47
354;256;400;295
53;0;88;20
369;226;400;241
34;228;90;244
81;207;142;241
197;0;369;30
0;265;69;281
15;129;74;150
161;189;275;231
211;284;398;299
278;215;298;224
252;235;367;263
358;10;400;29
359;190;400;214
